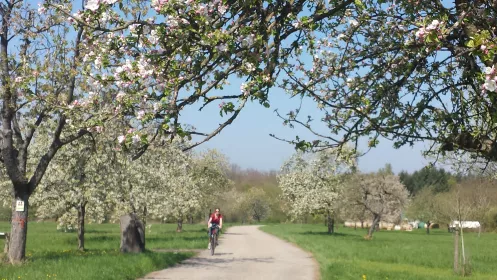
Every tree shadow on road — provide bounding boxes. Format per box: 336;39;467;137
181;256;274;268
212;252;233;256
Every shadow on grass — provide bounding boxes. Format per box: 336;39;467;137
84;235;119;242
84;229;116;234
31;249;121;261
146;236;205;243
297;231;352;237
30;248;192;264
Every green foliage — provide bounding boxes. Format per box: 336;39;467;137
262;224;497;280
377;163;394;176
217;166;286;223
483;207;497;231
399;166;452;195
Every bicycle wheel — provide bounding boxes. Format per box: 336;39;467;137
210;232;216;256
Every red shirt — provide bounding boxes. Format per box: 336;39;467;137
210;213;222;224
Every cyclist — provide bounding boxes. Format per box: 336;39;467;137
207;208;223;250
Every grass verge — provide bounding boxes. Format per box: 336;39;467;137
0;222;216;280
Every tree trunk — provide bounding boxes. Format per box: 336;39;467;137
142;205;147;227
77;204;86;251
176;218;183;232
426;221;431;234
361;220;364;229
461;226;466;271
326;212;334;234
255;214;261;223
8;192;29;263
189;214;193;224
367;214;381;239
454;229;459;274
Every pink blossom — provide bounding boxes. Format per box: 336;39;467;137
426;20;440;31
484;80;497;92
485;66;494;75
86;0;100;11
137;110;145;120
132;135;141;144
38;4;47;15
415;28;426;39
240;83;249;96
216;44;227;52
218;5;228;15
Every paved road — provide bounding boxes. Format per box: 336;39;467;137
139;225;318;280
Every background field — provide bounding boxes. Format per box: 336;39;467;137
261;224;497;280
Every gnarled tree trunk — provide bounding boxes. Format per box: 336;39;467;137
9;191;29;264
426;221;431;234
77;204;86;251
176;218;183;232
367;214;381;239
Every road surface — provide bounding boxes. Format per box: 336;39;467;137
139;225;318;280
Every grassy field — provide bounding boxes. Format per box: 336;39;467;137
262;224;497;280
0;222;214;280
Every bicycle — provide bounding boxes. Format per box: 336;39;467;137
209;224;220;256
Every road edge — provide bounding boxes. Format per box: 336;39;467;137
257;225;321;280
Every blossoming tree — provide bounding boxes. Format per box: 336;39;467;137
54;0;357;154
0;1;111;261
344;174;409;239
2;0;357;262
236;187;272;223
31;138;111;251
275;0;497;165
278;148;355;233
191;149;232;222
